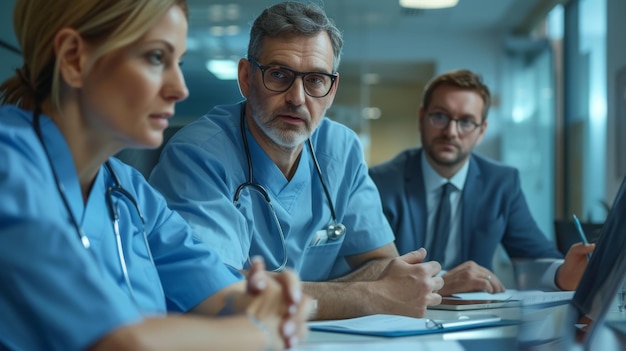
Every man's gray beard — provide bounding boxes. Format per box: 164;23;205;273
259;119;309;149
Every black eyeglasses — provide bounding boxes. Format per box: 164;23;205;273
249;58;337;98
427;113;483;135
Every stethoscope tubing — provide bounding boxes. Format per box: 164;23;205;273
32;109;158;310
234;103;346;271
236;103;342;226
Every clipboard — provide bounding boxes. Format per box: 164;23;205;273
428;290;574;310
308;314;517;337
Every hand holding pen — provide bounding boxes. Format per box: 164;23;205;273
555;217;596;290
572;214;592;260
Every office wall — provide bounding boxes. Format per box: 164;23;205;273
342;29;506;163
607;0;626;202
0;0;20;82
0;49;21;82
179;28;507;166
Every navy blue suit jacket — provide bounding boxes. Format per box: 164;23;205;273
369;148;562;270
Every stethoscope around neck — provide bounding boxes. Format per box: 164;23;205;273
31;108;159;310
233;104;346;271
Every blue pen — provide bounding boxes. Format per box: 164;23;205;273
572;214;592;259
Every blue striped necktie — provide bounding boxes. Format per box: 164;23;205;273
430;182;455;263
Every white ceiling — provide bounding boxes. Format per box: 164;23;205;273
183;0;550;72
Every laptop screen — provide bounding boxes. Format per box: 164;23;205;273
571;176;626;322
517;178;626;350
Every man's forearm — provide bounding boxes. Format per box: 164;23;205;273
225;270;377;320
303;257;393;320
302;280;377;320
330;257;392;282
302;249;444;320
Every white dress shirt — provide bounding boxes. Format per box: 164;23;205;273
421;153;469;269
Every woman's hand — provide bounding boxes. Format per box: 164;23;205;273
244;256;312;349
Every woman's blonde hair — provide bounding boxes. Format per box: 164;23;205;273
0;0;188;111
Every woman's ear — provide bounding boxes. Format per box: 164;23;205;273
54;28;89;88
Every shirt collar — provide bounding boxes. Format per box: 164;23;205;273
420;151;470;192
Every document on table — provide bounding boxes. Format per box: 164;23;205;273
308;313;512;337
451;289;575;306
291;340;464;351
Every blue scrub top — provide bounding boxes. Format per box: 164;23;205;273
150;102;394;281
0;106;242;351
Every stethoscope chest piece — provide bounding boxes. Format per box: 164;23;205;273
326;222;346;240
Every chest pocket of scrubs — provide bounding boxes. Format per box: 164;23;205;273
298;238;344;281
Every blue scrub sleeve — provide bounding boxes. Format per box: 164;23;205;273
118;160;244;312
149;140;253;270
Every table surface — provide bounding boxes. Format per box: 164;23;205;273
299;296;626;350
300;306;522;351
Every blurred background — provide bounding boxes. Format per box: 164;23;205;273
1;0;624;245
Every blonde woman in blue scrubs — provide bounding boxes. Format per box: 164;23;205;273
0;1;310;350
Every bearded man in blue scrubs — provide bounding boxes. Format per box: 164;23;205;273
150;1;444;320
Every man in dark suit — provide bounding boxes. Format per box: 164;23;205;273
369;69;594;296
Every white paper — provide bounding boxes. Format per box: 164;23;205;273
291;340;464;351
451;289;575;305
308;313;501;334
308;314;429;332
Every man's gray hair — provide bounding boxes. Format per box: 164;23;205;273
247;1;343;71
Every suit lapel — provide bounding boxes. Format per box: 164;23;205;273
405;150;428;249
461;155;482;262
